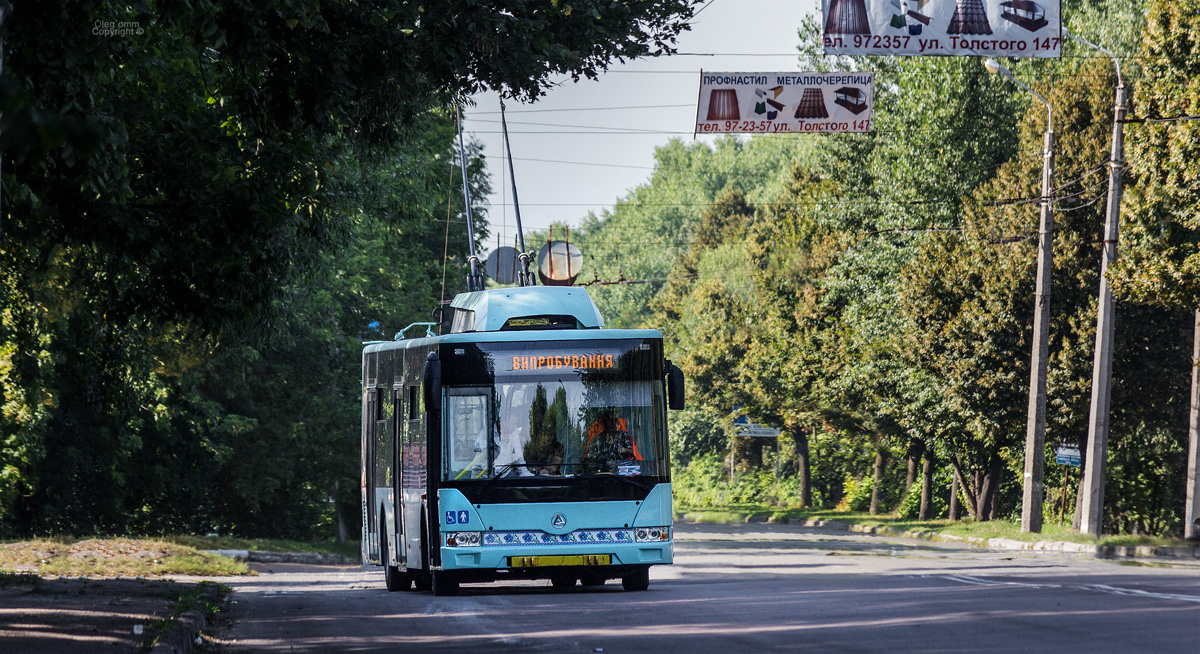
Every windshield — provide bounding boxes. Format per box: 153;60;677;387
441;339;667;482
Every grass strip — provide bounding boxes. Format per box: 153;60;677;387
0;537;252;577
166;535;359;560
676;505;1195;548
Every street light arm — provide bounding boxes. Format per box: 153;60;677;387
1022;84;1052;135
1065;29;1123;88
985;59;1052;134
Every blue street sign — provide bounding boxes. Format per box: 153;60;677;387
1055;445;1081;467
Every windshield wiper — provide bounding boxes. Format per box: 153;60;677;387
478;463;520;492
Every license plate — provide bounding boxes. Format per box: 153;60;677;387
509;554;611;567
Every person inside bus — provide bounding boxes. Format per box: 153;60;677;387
452;421;489;480
493;424;533;476
536;441;564;476
581;410;643;473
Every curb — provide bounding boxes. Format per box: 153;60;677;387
682;513;1200;561
149;583;222;654
796;518;1200;560
204;549;355;565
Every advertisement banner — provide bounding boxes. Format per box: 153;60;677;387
821;0;1062;58
695;71;874;135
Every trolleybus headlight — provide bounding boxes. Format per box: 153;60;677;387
635;527;670;542
446;531;481;547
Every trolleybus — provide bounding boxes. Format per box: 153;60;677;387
361;286;684;595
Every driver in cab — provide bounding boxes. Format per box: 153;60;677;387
582;410;644;474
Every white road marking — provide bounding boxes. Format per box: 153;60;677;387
936;574;1200;603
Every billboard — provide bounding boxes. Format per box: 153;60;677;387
821;0;1062;58
695;71;874;135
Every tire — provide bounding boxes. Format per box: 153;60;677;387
621;567;650;592
414;518;432;591
431;570;459;596
550;574;576;592
381;516;411;592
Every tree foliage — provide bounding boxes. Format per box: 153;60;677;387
661;3;1193;534
0;0;696;536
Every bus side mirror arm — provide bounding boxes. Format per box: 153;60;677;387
666;361;685;411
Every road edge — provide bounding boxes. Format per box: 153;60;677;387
681;514;1200;561
149;582;223;654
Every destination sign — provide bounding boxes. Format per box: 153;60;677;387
509;353;615;372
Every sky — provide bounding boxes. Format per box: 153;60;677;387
461;0;820;254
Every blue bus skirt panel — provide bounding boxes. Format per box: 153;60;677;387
436;487;674;572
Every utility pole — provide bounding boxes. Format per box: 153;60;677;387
1021;126;1054;534
986;59;1055;533
1187;310;1200;542
1072;30;1127;538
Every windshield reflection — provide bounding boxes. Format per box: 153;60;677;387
445;379;663;481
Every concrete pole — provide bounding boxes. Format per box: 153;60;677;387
1021;127;1055;534
983;59;1055;533
1186;310;1200;542
1080;80;1128;537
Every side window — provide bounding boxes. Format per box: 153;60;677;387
445;390;489;480
409;385;420;421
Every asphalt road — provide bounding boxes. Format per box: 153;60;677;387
210;522;1200;653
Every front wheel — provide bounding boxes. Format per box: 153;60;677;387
431;570;459;596
385;563;412;592
621;567;650;592
550;574;576;592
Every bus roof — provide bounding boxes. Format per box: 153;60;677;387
451;286;604;332
362;327;663;355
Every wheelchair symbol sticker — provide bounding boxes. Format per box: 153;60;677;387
445;511;457;525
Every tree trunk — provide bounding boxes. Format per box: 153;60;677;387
985;455;1003;521
335;479;348;543
975;456;1002;522
949;472;960;521
919;449;934;520
973;470;985;519
793;426;812;508
949;455;977;520
905;440;923;492
870;449;886;515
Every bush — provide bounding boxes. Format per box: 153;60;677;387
895;481;946;519
672;452;819;509
836;474;874;512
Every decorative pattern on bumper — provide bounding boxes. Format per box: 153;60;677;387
482;529;633;547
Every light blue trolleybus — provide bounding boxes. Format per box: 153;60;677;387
361;286;685;595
